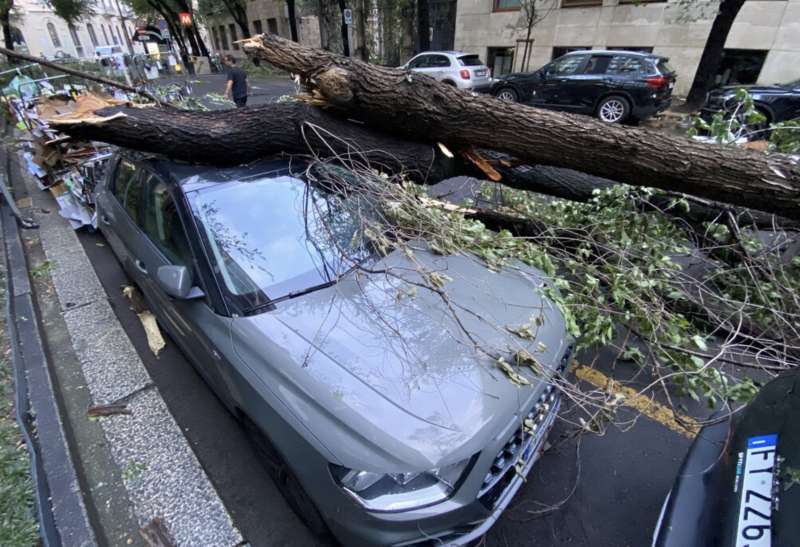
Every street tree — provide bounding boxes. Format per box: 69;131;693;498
514;0;556;72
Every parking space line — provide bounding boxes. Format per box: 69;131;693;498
574;365;700;439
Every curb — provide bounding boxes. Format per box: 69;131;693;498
6;141;245;544
1;148;97;546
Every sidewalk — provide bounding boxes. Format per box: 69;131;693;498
2;138;243;545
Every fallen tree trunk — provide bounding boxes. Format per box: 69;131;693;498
241;34;800;221
49;101;457;183
50;101;797;230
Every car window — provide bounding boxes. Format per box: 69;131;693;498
607;56;646;75
408;55;429;69
549;54;587;76
584;55;611;75
188;173;371;311
111;159;139;204
656;59;674;75
428;55;451;68
141;173;192;266
457;55;482;67
116;161;145;223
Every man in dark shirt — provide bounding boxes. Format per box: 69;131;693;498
224;55;249;108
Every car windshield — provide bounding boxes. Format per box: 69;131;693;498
188;174;371;312
458;55;483;66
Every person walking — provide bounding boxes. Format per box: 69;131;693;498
224;55;249;108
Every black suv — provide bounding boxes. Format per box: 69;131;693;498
490;50;676;123
701;80;800;126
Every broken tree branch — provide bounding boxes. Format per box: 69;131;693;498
241;34;800;221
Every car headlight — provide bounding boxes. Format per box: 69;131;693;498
330;456;476;512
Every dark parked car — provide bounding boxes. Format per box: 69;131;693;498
491;50;676;123
95;153;573;546
701;79;800;126
652;371;800;547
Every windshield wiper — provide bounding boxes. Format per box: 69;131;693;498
243;260;365;315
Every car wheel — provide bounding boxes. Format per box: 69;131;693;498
597;95;630;124
241;414;331;537
495;87;518;102
442;80;457;87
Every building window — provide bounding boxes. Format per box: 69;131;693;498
253;19;263;34
607;46;654;53
110;25;119;45
229;23;239;49
118;26;127;46
101;24;109;45
218;25;229;50
493;0;521;11
561;0;602;6
487;47;514;77
68;24;83;57
551;46;590;60
86;23;98;47
211;26;220;50
714;49;767;87
47;22;62;48
267;18;278;35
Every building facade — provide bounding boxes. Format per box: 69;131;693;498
455;0;800;96
12;0;144;60
204;0;320;59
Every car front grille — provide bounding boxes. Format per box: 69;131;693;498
477;346;572;509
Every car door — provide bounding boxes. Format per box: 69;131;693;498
539;53;591;110
407;54;431;76
130;169;236;404
426;54;453;81
559;54;615;113
95;157;146;281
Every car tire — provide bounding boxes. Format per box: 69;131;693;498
241;414;331;538
442;80;457;87
495;87;519;102
597;95;630;124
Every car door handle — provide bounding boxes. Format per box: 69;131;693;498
134;259;148;274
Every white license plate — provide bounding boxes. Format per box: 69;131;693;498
475;70;487;77
669;82;674;89
735;434;777;547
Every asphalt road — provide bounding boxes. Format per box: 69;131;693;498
77;226;695;547
156;72;298;108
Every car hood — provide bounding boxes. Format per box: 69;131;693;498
230;246;569;469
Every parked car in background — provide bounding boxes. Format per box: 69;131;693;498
402;51;493;92
652;371;800;547
96;152;573;546
701;79;800;127
490;50;676;123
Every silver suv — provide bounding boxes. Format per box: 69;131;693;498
402;51;493;91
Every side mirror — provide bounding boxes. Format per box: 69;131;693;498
156;265;194;299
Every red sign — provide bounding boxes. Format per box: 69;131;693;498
178;12;192;27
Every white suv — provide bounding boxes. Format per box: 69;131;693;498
402;51;493;91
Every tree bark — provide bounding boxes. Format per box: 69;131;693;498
417;0;430;53
48;101;458;182
0;4;14;54
287;0;299;41
684;0;746;109
241;34;800;220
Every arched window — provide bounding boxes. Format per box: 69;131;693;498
68;24;84;57
100;24;109;44
86;23;98;47
47;22;61;48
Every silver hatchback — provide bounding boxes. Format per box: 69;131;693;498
402;51;493;91
95;154;571;546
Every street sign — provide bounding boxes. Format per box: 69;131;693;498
343;8;353;25
134;26;167;44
